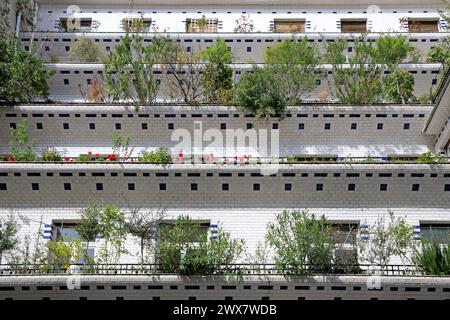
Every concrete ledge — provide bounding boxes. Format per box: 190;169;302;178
1;275;449;300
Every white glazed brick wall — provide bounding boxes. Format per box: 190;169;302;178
34;4;446;34
0;275;449;300
1;163;450;263
0;105;435;157
38;63;442;102
22;32;447;64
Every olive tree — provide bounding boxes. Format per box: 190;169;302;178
0;215;19;264
125;207;166;267
266;210;335;275
104;33;167;105
358;211;416;272
265;38;323;104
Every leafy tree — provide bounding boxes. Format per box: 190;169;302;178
139;147;172;164
161;41;205;105
384;68;415;104
266;210;335;275
96;205;128;265
373;35;417;104
0;215;19;264
265;38;323;104
325;36;384;104
235;66;286;118
76;201;103;264
0;0;11;36
427;36;450;69
156;216;245;275
125;207;166;267
68;36;103;63
199;39;233;103
9;119;36;161
0;36;54;103
325;35;417;104
104;33;167;106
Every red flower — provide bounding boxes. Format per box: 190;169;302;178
63;157;70;161
178;152;184;159
87;151;92;155
7;157;16;162
95;153;100;158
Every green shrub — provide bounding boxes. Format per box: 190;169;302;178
8;119;36;161
41;148;62;161
139;148;172;164
235;65;286;119
416;151;447;164
266;210;335;275
414;239;450;275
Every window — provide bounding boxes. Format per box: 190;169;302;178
246;47;251;52
324;123;331;130
253;183;260;191
316;184;323;191
377;123;383;130
89;123;95;130
272;123;279;130
159;183;166;191
273;19;305;32
52;221;95;260
128;183;135;191
36;123;43;129
168;123;174;130
380;184;388;191
64;79;69;85
115;123;122;130
186;18;218;33
348;184;356;191
285;183;292;191
445;184;450;191
247;123;253;129
141;123;148;130
9;123;16;129
59;18;93;32
222;183;229;191
340;19;367;33
63;123;69;130
64;183;71;191
420;223;450;244
96;183;103;191
298;123;305;130
329;223;359;244
0;183;7;191
220;123;226;130
412;184;420;191
351;123;357;130
32;183;39;191
403;123;410;130
408;19;439;32
191;183;198;191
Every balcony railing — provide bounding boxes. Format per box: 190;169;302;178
0;263;427;277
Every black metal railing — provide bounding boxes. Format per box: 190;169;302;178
0;263;429;277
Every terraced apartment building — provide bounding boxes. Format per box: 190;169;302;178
1;0;450;300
